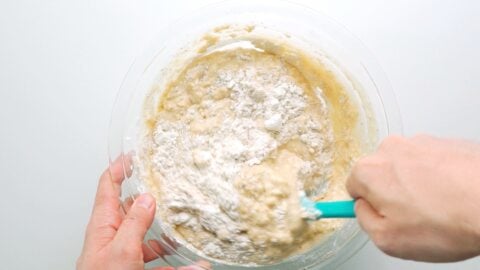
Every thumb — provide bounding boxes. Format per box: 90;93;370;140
114;193;156;247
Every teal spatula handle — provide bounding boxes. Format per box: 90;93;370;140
314;200;356;218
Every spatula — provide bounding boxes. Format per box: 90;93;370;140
301;196;356;220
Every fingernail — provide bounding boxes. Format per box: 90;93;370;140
136;193;154;210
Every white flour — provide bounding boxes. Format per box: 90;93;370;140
144;47;337;264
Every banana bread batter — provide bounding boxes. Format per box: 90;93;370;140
136;25;363;265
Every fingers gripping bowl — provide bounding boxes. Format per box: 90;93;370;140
109;1;402;269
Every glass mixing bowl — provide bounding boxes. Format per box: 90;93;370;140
108;1;402;269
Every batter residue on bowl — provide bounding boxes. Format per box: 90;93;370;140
136;25;363;265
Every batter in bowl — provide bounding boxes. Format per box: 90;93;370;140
136;25;363;265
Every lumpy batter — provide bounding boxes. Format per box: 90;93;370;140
136;25;363;265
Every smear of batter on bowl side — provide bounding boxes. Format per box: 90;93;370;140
136;25;363;265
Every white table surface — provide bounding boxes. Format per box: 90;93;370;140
1;0;479;269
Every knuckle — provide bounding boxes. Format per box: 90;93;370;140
353;155;387;178
348;157;377;193
124;214;141;227
346;178;362;199
345;176;355;192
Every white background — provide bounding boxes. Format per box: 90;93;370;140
1;0;479;269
